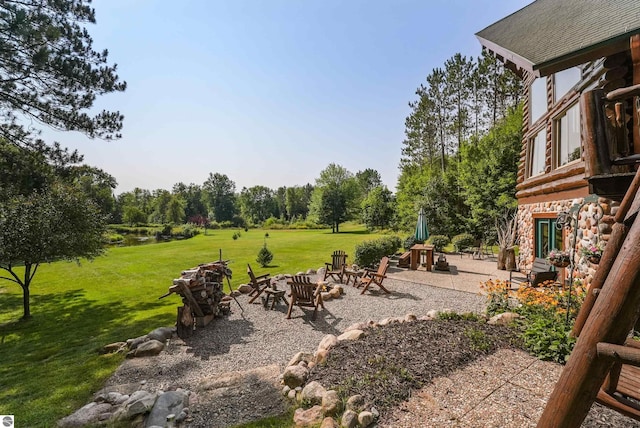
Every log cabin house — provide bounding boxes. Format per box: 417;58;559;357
476;0;640;282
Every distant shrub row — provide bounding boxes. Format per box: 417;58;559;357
354;235;402;268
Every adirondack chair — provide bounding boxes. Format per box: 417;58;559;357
509;257;558;290
286;275;324;320
246;264;271;304
358;256;390;295
323;250;347;283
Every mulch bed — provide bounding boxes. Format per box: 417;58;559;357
307;319;523;419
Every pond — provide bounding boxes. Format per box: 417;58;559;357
108;234;173;247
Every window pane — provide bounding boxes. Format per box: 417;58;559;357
529;128;546;177
556;103;581;167
554;67;581;103
530;77;547;124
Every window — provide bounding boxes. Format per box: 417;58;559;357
554;103;581;168
530;77;547;125
554;67;581;103
535;218;563;259
527;128;546;177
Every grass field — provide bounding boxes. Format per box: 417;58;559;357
0;224;391;427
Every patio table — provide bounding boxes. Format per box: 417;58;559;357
410;244;435;271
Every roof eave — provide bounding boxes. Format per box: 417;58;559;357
534;32;637;76
476;35;535;78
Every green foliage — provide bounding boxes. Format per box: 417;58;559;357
202;172;237;222
516;308;576;364
354;236;401;268
437;311;480;321
452;233;475;252
458;106;522;237
427;235;450;252
0;0;126;145
232;232;240;240
238;186;278;224
464;327;491;352
404;235;417;251
360;186;395;230
308;163;359;233
256;244;274;267
0;184;106;318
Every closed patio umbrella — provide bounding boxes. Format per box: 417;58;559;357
415;208;429;243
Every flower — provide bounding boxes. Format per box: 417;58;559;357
548;249;570;262
580;242;604;259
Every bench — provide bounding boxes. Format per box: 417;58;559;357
509;257;558;289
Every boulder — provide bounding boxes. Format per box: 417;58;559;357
322;390;340;416
329;288;341;299
346;394;365;413
147;327;175;342
132;340;165;358
287;389;298;400
317;334;338;352
301;381;326;405
315;349;329;365
306;268;317;275
237;283;253;293
404;313;417;322
358;411;374;427
317;267;326;277
283;365;308;388
101;342;127;354
288;351;314;366
426;309;439;319
58;402;112;427
488;312;520;326
145;390;189;428
337;330;364;341
230;290;242;297
334;285;344;295
293;405;323;427
344;322;367;332
321;292;332;301
127;335;149;350
120;390;157;419
340;410;358;428
320;417;339;428
282;386;291;397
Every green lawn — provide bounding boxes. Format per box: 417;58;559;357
0;224;390;427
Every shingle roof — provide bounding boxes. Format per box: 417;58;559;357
476;0;640;77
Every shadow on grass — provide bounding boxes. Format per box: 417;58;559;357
0;288;173;426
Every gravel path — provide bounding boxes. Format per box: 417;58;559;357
106;276;485;427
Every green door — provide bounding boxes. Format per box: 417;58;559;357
535;218;562;259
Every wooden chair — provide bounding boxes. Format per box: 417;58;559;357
286;275;324;320
526;257;558;287
323;250;347;283
247;264;271;304
358;256;390;295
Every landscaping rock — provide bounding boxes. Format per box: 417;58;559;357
287;351;313;368
320;417;339;428
101;342;127;354
306;268;316;275
329;287;341;298
344;322;367;332
404;313;417;322
120;390;157;419
145;390;189;428
358;411;374;427
315;349;329;365
237;283;253;293
147;327;175;342
293;405;323;427
334;285;344;295
346;394;365;413
426;309;439;318
337;330;364;341
230;290;242;297
131;340;165;358
283;365;308;388
127;335;149;350
321;292;332;301
301;381;326;405
488;312;520;326
288;389;297;401
322;390;340;416
58;402;112;427
317;267;326;277
317;334;338;352
340;410;358;428
282;385;291;396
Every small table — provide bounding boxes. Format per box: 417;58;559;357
410;244;435;271
262;286;289;309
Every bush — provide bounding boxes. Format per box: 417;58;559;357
257;244;273;267
354;236;401;268
232;232;240;240
427;235;450;252
452;233;475;252
404;235;417;251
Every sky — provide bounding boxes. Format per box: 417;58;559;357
42;0;533;195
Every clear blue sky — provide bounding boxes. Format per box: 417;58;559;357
45;0;532;195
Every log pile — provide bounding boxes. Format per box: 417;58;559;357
160;261;232;338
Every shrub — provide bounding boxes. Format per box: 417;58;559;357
257;244;273;267
354;236;401;268
232;232;240;240
452;233;475;252
404;235;417;251
427;235;450;252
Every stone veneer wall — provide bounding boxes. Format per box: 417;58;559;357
517;197;618;285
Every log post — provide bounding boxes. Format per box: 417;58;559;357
537;197;640;427
581;89;611;177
